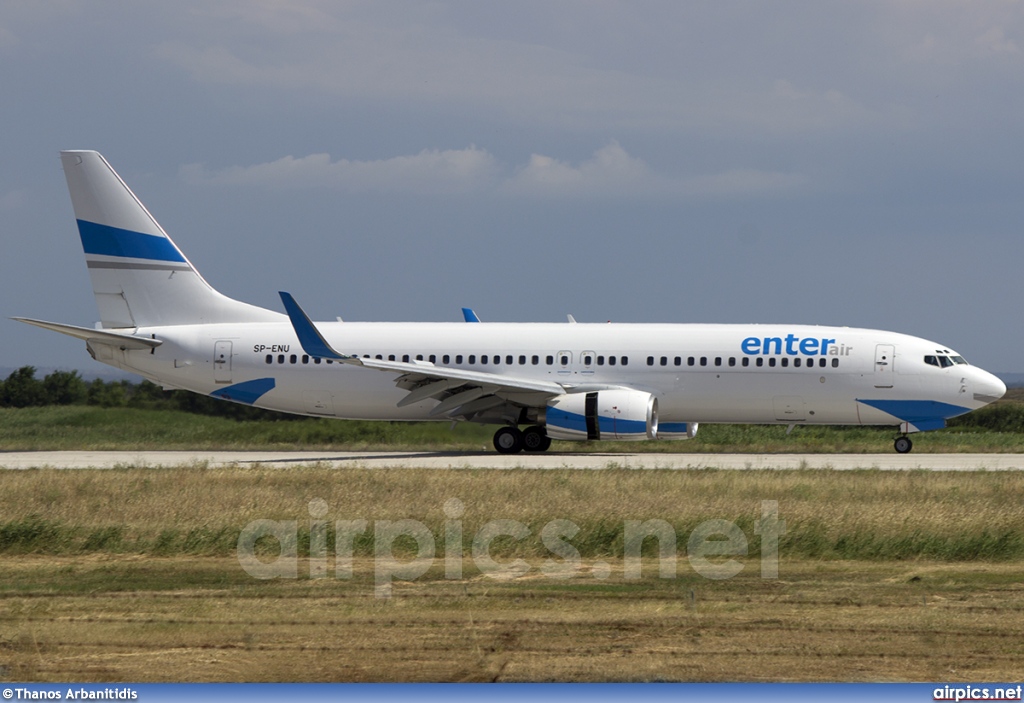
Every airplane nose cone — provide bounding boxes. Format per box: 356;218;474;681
975;371;1006;405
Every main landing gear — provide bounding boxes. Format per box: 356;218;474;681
492;426;552;455
894;435;913;454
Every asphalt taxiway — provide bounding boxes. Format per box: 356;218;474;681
2;451;1023;470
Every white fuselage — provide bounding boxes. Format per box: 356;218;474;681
103;320;1004;430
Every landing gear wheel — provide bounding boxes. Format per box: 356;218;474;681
493;426;524;454
522;426;552;453
894;436;913;454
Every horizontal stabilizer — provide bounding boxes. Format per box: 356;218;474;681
12;317;162;350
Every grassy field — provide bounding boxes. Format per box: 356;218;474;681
1;466;1024;682
3;401;1024;452
2;556;1022;682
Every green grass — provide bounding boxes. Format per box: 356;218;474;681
3;404;1024;451
2;467;1024;562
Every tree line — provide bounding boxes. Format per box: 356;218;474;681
0;366;296;421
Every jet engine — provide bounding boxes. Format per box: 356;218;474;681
545;390;658;441
656;421;699;440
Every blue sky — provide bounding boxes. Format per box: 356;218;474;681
2;2;1023;373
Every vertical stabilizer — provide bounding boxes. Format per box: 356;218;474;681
61;150;281;328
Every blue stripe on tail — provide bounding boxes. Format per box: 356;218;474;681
78;220;186;262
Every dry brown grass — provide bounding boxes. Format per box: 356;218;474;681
2;466;1024;681
1;556;1022;682
1;467;1023;556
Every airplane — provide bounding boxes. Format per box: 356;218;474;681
14;150;1007;454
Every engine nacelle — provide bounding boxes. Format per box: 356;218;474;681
657;421;699;440
545;390;658;441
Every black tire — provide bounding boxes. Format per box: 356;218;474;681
894;436;913;454
493;426;524;454
522;426;552;453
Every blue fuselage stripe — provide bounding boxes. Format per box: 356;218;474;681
210;378;276;405
78;220;186;263
856;399;970;427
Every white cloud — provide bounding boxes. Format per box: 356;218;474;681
502;142;657;197
185;142;805;200
978;26;1019;55
182;146;499;194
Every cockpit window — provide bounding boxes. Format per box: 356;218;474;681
926;354;960;368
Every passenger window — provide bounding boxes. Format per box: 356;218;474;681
584;355;593;365
647;356;655;366
831;358;839;368
481;355;488;364
402;355;410;363
416;354;423;361
597;356;605;366
781;358;788;367
819;358;826;368
278;354;285;364
756;358;763;367
742;357;749;367
388;354;396;361
728;357;736;367
660;357;668;366
715;357;722;366
546;355;554;365
456;355;463;364
794;358;801;368
265;354;272;364
519;355;526;365
314;358;322;364
532;355;539;365
700;357;707;366
429;355;436;363
560;355;569;365
302;355;309;364
609;356;617;366
674;357;681;366
469;355;476;364
768;358;776;367
442;355;450;364
688;357;695;366
507;355;514;365
621;357;628;366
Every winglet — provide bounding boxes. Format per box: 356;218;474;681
278;292;348;360
462;307;481;323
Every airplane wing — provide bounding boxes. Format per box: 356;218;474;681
279;292;568;418
12;317;162;350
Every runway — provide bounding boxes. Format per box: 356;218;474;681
2;450;1024;470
